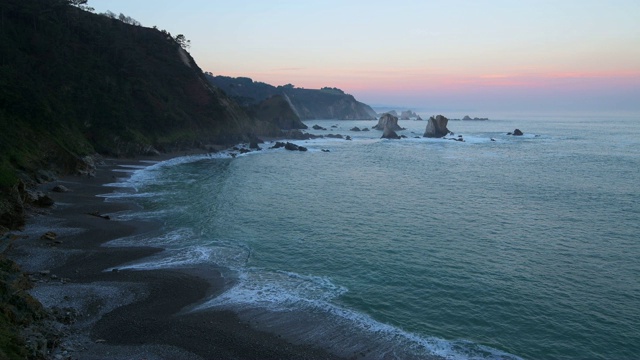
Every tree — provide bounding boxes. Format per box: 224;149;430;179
68;0;94;12
174;34;191;50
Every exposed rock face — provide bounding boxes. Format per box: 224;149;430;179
463;115;489;121
510;129;524;136
284;142;307;151
400;110;419;120
373;113;402;131
381;127;401;139
424;115;450;138
378;110;398;117
51;185;70;193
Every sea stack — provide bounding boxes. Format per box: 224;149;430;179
424;115;450;138
373;113;402;131
381;127;401;139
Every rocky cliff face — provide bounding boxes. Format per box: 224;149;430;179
206;75;377;120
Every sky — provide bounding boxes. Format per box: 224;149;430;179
90;0;640;114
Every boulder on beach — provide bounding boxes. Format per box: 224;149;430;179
51;185;70;193
373;113;402;131
424;115;450;138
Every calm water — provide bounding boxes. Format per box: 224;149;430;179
103;115;640;359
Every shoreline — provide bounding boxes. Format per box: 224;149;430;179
8;153;341;359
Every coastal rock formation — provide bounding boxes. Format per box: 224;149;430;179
378;110;398;117
463;115;489;121
51;185;70;193
373;113;402;131
508;129;524;136
381;127;401;139
400;110;419;120
424;115;450;138
282;130;321;140
284;142;308;151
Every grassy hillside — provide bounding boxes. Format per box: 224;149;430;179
206;74;378;120
0;0;255;190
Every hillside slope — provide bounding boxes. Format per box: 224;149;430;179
0;0;257;185
0;0;278;230
206;75;377;120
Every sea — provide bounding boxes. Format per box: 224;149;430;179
100;114;640;360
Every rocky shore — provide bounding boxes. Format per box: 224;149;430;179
5;154;339;360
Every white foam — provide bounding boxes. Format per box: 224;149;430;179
106;246;214;271
104;227;194;247
195;267;522;360
104;234;251;272
195;268;347;311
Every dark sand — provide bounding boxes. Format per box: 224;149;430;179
9;155;341;360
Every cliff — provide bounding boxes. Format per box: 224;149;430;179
206;75;377;120
0;0;293;230
245;95;308;134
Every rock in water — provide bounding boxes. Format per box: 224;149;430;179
381;127;401;139
424;115;450;138
512;129;524;136
373;113;402;131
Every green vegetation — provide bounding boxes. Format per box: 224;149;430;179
320;87;345;94
0;0;255;187
1;0;267;230
246;95;307;131
0;254;45;359
206;74;377;120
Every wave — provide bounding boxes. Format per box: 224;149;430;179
193;267;521;360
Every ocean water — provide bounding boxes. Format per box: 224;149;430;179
101;114;640;359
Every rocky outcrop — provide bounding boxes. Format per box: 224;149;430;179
400;110;419;120
373;113;402;131
381;127;401;139
271;142;308;152
282;129;321;140
378;110;398;117
424;115;450;138
508;129;524;136
463;115;489;121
